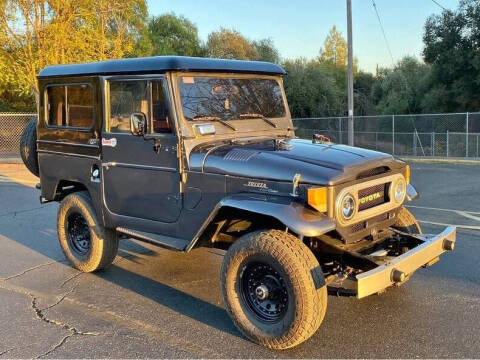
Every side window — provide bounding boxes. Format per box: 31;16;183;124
46;85;93;128
47;86;66;126
151;80;172;133
109;81;148;133
67;85;94;128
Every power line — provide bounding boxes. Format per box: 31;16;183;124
371;0;395;66
431;0;447;11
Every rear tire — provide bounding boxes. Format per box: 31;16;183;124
19;118;39;177
57;191;118;272
394;206;422;234
221;229;327;350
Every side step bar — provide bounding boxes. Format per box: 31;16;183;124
116;227;190;252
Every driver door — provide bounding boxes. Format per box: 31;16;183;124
101;77;182;224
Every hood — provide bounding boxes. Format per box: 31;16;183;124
189;138;404;186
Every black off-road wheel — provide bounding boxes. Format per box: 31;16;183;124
19;118;39;177
394;206;422;234
221;230;328;350
57;191;118;272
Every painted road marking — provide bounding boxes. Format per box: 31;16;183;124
407;205;480;215
418;220;480;231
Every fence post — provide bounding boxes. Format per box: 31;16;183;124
375;132;378;150
432;132;435;157
477;135;479;158
447;130;449;157
392;115;395;155
466;112;469;158
413;130;417;156
338;117;342;144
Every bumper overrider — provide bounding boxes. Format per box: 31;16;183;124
356;226;456;298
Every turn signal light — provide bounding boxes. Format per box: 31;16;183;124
405;165;411;184
307;187;328;213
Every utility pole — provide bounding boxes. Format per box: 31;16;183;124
347;0;354;146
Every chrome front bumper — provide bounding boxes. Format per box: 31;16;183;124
356;226;456;299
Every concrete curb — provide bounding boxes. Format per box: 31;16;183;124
400;157;480;165
0;157;22;164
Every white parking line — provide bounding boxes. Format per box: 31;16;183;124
418;220;480;230
407;205;480;215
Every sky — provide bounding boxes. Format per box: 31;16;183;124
147;0;460;73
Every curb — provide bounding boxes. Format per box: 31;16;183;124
400;157;480;165
0;157;22;164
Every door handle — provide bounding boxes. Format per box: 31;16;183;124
153;139;161;153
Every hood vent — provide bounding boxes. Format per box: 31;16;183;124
224;149;259;162
357;166;390;180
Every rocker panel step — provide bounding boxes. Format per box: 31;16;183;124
116;227;189;251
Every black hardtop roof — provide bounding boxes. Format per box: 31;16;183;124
38;56;287;78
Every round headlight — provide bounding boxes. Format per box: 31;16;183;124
394;178;406;202
341;194;356;220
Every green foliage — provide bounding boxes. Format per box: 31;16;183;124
252;38;280;63
372;57;431;115
423;0;480;112
206;28;258;60
148;13;203;57
283;59;346;117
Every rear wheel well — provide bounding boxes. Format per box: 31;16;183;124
55;180;88;201
195;207;288;250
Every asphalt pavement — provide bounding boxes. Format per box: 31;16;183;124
0;162;479;358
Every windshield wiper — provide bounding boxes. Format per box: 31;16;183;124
239;113;278;128
189;115;237;131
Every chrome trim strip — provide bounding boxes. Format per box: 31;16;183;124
102;162;177;172
37;149;99;160
37;140;99;148
336;173;405;226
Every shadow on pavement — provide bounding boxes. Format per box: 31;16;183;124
0;175;241;340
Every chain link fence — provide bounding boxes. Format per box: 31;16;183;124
293;112;480;159
0;113;37;162
1;112;479;161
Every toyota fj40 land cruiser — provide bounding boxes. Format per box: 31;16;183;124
20;56;456;350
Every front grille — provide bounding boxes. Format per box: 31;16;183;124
358;183;389;211
351;221;366;232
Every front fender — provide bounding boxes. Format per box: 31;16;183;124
186;194;336;251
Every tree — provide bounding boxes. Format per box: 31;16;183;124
206;28;258;60
283;58;347;118
0;0;148;103
423;0;480;112
252;38;280;63
372;56;431;115
148;13;203;57
319;25;348;67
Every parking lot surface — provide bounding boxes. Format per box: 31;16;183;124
0;162;479;358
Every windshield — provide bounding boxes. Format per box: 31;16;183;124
178;76;286;121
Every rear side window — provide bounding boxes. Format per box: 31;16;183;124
46;84;93;128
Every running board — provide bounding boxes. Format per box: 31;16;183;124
116;227;189;252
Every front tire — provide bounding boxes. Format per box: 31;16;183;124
57;191;118;272
394;206;422;234
221;230;327;350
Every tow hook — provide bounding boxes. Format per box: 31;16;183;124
391;269;406;283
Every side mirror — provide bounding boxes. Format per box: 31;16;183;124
130;113;147;136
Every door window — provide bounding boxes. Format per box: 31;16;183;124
151;80;172;133
109;81;148;133
108;79;172;134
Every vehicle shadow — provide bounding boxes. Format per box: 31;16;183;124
0;176;241;339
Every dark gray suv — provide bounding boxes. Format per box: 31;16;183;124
20;56;456;349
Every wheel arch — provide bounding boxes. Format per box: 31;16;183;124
186;195;336;251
